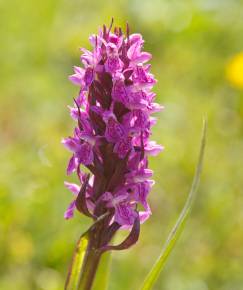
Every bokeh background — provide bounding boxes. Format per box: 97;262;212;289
1;0;243;289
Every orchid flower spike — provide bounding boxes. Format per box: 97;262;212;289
62;21;163;251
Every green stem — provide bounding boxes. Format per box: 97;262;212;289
78;234;102;290
65;209;116;290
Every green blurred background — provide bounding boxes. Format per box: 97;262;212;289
1;0;243;289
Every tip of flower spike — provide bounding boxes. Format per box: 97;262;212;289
108;17;114;33
126;22;130;40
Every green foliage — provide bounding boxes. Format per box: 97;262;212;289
65;221;111;290
140;121;206;290
1;1;243;290
65;233;89;290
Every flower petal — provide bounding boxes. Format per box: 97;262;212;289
64;182;80;195
64;200;76;219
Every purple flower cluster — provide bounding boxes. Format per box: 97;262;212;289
62;22;163;233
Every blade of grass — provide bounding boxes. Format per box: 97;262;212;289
65;233;89;290
140;119;207;290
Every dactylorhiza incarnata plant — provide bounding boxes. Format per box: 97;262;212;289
62;21;162;289
62;20;206;290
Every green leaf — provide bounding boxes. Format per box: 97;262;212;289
140;120;207;290
65;232;89;290
92;251;112;290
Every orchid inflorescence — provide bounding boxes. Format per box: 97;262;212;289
62;20;163;251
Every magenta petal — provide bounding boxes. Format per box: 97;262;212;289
145;141;164;156
127;42;141;61
135;52;152;63
66;155;77;175
77;143;94;165
112;80;127;103
105;56;123;73
73;66;84;74
62;137;80;153
64;181;80;195
139;210;151;224
84;67;94;86
114;204;137;226
149;103;164;113
126;168;153;183
68;106;79;120
129;33;143;45
99;191;113;203
64;200;76;219
68;66;85;85
69;74;83;86
114;137;132;159
104;117;125;143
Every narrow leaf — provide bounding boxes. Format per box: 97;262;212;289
140;120;207;290
65;233;89;290
102;215;140;252
75;174;94;218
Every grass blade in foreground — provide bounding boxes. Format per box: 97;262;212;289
140;120;207;290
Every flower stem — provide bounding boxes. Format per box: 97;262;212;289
78;230;102;290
